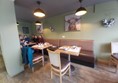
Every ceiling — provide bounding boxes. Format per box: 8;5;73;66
14;0;112;22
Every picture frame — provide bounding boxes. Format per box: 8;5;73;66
22;27;29;34
65;14;81;31
36;24;43;34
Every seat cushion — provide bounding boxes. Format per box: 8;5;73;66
51;58;69;70
61;58;69;69
111;53;118;60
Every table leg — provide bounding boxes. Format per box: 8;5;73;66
42;49;44;55
42;49;45;61
42;49;48;61
68;54;70;61
68;54;75;72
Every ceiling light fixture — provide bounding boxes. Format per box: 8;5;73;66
75;0;87;16
35;21;42;25
34;1;45;18
17;22;19;25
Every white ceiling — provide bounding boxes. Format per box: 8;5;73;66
14;0;113;22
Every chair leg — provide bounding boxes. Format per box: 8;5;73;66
109;58;118;73
42;56;44;66
28;64;34;72
51;69;53;79
69;65;71;77
28;64;30;68
32;67;34;72
115;64;118;73
109;57;112;67
60;75;62;83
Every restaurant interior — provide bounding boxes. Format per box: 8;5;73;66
0;0;118;83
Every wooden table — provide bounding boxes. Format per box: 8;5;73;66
54;46;81;73
32;44;52;61
55;46;80;56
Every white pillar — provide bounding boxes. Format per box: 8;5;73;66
0;0;24;77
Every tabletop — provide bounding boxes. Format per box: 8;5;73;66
32;43;52;50
54;46;81;56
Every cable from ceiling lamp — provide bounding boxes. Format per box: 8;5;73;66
33;1;45;18
75;0;87;16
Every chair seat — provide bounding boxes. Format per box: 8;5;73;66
52;58;70;72
112;53;118;60
33;53;43;62
61;58;69;68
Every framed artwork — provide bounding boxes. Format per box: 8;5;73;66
65;14;81;31
22;27;29;34
36;24;43;34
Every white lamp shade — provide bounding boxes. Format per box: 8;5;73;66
34;8;45;18
75;7;87;16
35;21;42;25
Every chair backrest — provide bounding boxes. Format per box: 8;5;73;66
111;42;118;54
47;49;61;68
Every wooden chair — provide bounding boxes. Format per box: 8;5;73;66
47;49;71;83
27;47;44;71
110;42;118;72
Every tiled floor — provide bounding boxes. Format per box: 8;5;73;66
0;59;118;83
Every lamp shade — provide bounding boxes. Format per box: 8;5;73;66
35;21;42;25
75;7;87;16
34;8;45;18
17;22;19;25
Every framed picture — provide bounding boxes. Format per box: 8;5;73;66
22;27;29;34
36;24;43;34
65;14;81;31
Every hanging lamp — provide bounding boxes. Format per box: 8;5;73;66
75;0;87;16
17;22;19;25
35;21;42;25
33;1;45;18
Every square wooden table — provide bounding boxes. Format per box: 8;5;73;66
32;44;52;61
54;46;81;74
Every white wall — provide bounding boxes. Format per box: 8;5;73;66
0;0;24;77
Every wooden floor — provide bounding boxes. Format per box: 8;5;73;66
0;59;118;83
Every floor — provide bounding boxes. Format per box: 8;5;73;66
0;59;118;83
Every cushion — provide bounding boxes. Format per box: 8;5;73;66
111;53;118;60
51;58;69;70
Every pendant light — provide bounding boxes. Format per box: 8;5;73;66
75;0;87;16
35;21;42;25
17;22;19;25
34;1;45;18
